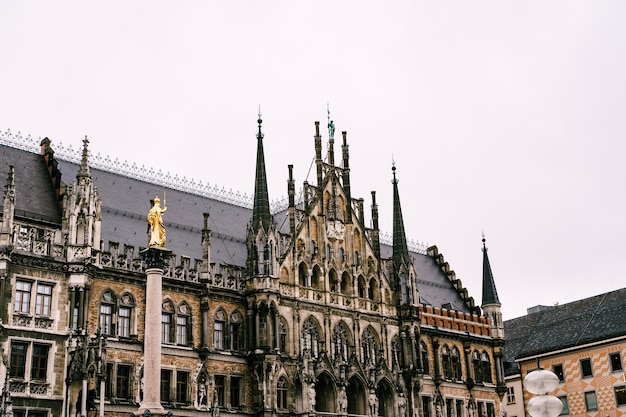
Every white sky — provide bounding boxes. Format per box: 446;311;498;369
1;2;625;320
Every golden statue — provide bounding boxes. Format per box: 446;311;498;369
148;194;167;247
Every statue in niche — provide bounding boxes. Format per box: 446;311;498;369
198;382;207;407
147;195;167;247
338;386;347;412
398;392;407;416
368;390;378;416
308;383;316;411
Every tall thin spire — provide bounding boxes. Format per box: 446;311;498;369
251;110;271;231
77;136;91;178
392;162;410;269
481;233;501;306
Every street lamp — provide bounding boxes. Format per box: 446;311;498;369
524;369;562;417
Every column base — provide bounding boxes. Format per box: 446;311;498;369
133;404;172;416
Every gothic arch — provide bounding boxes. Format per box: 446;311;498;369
360;326;379;366
329;268;339;292
341;271;352;296
376;378;395;417
346;374;367;415
299;262;308;287
311;264;323;290
368;277;379;301
301;315;322;358
315;371;336;413
331;321;352;362
280;266;289;282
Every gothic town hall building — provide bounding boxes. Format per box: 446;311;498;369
0;119;506;417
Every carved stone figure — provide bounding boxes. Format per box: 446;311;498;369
308;384;316;411
147;196;167;246
338;387;348;412
398;392;407;416
368;391;378;416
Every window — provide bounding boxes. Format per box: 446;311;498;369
117;293;135;338
584;391;598;411
230;311;243;351
162;311;173;343
580;358;593;378
451;347;462;380
301;317;320;358
507;386;516;404
118;306;131;338
480;351;492;383
176;315;189;346
472;350;481;382
442;346;452;378
278;319;287;353
422;396;432;417
100;290;116;335
35;283;52;316
161;370;172;403
12;411;48;417
552;364;565;382
214;375;225;407
559;395;569;415
360;327;378;365
420;342;430;375
456;399;464;417
486;402;495;417
176;371;189;404
14;280;32;313
230;376;242;408
446;398;454;417
10;342;27;378
116;365;131;400
31;344;49;380
332;323;349;361
9;341;50;382
610;352;623;372
214;322;224;350
615;386;626;407
277;377;288;409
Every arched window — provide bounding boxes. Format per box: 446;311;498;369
268;242;274;275
360;327;378;365
176;302;191;346
368;278;377;301
332;322;350;361
341;272;351;296
214;309;227;350
312;265;322;289
340;247;345;262
481;351;492;383
230;311;243;351
451;346;462;380
277;377;288;410
278;318;288;353
358;276;366;298
301;317;320;358
442;345;452;379
100;290;116;336
329;269;339;293
472;350;482;382
400;274;408;305
299;263;308;287
161;300;174;343
117;292;135;338
420;341;430;375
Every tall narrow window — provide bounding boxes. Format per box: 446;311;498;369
451;347;462;380
118;306;131;338
420;341;430;375
472;350;482;382
31;344;49;380
455;399;464;417
442;346;452;379
100;291;116;336
481;351;492;383
422;396;432;417
117;365;131;400
301;317;320;358
162;301;174;343
360;327;378;365
10;342;27;378
610;352;623;372
15;280;32;313
584;391;598;411
400;275;408;304
176;371;189;404
35;283;52;316
160;370;172;404
332;323;349;361
277;377;288;409
214;321;224;350
177;315;189;345
559;395;569;415
230;311;242;351
580;358;593;378
278;319;287;353
230;376;241;408
214;375;225;407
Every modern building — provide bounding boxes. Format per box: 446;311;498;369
502;289;626;417
0;119;507;417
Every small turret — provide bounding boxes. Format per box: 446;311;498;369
481;235;504;339
392;163;416;305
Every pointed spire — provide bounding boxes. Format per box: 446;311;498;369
251;110;272;231
392;162;410;269
77;136;91;178
481;233;501;306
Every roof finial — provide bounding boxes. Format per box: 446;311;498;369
77;135;91;178
257;105;263;140
482;230;487;252
391;155;398;184
327;102;335;141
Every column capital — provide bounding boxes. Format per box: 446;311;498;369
141;246;172;270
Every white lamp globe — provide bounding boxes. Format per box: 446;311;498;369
524;369;560;395
527;394;563;417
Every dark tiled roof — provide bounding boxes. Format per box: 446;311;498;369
0;146;61;225
0;144;476;312
503;287;626;369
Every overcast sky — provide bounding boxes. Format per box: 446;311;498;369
1;2;625;320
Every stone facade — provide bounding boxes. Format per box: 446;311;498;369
0;123;506;417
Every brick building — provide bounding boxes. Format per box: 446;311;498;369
503;289;626;417
0;118;506;417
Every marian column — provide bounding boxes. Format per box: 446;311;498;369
137;195;172;416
